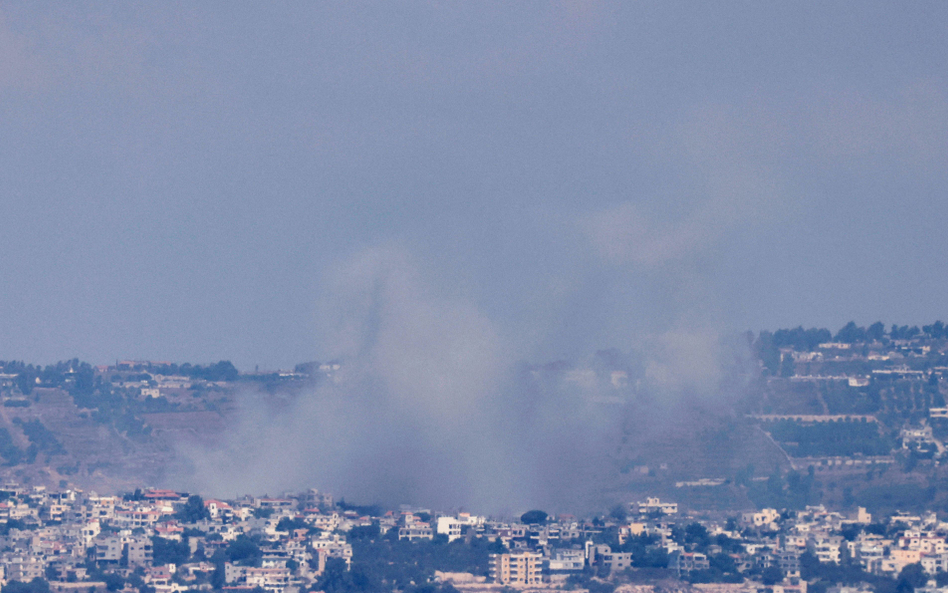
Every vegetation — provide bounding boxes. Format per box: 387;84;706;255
313;524;506;593
614;533;670;568
176;495;210;522
747;469;818;510
220;535;263;567
0;428;25;465
1;579;50;593
763;420;893;457
520;510;548;524
17;419;66;460
152;536;190;566
146;361;239;382
796;551;921;593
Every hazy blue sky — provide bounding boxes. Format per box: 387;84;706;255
1;2;947;370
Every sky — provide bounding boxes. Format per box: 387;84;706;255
1;2;947;371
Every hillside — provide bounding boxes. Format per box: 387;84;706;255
2;322;948;515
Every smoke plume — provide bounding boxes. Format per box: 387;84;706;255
176;245;742;514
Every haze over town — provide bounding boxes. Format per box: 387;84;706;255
1;3;948;593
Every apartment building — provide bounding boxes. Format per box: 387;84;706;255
489;552;542;585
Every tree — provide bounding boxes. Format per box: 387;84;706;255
226;535;262;566
176;495;210;522
925;321;946;339
348;523;381;541
898;563;926;591
15;372;35;395
253;507;273;519
210;564;225;590
276;517;308;532
152;536;190;565
684;523;710;548
315;558;359;593
836;322;867;344
519;510;547;524
799;552;821;580
780;352;795;377
103;573;125;592
754;331;780;374
762;566;784;585
3;579;51;593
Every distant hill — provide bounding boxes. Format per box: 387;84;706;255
3;322;948;516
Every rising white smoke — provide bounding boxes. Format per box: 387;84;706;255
178;246;523;511
175;245;743;514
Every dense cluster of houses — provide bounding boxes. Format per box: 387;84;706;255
0;485;344;593
775;335;948;395
457;498;948;593
3;485;948;593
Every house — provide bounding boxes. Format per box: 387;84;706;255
95;537;122;563
436;517;463;543
600;552;634;572
743;509;780;530
807;535;843;564
398;525;434;542
671;551;710;574
547;549;585;571
633;498;678;516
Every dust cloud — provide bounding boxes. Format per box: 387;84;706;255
175;246;745;514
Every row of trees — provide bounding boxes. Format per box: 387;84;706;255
753;320;948;367
0;359;241;397
763;419;894;457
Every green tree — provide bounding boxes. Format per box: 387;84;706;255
2;578;51;593
276;517;308;532
836;322;867;344
898;563;926;592
103;573;125;592
762;566;784;585
519;510;547;524
226;535;262;566
152;536;190;565
175;495;210;522
754;331;780;374
14;372;36;395
253;507;273;519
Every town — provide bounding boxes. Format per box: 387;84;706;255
3;321;948;593
0;484;947;593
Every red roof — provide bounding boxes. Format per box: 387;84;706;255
144;490;181;499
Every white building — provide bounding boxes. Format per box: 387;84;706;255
437;517;463;543
633;498;678;516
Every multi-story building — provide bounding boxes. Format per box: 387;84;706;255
600;552;634;573
807;535;843;564
127;537;153;566
398;525;433;542
774;550;801;576
436;517;462;543
547;549;585;571
5;556;46;582
633;498;678;516
671;551;710;575
489;552;542;585
95;537;123;563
